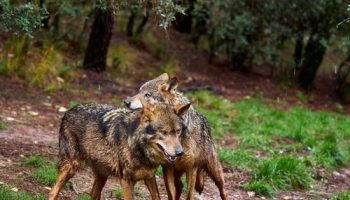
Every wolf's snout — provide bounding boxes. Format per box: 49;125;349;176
175;146;184;156
123;98;131;107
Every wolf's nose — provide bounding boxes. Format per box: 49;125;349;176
175;148;184;156
123;98;131;107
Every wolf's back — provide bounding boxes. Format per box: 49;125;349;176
58;103;116;163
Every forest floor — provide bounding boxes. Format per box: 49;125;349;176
0;28;350;200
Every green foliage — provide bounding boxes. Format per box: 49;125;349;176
0;0;47;37
330;191;350;200
23;154;44;168
0;38;71;93
0;185;45;200
247;156;311;196
0;35;29;78
153;0;185;29
191;0;347;84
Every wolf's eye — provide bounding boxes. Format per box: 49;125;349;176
159;131;167;135
144;93;151;98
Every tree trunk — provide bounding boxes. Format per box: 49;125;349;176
336;54;350;91
52;13;60;34
126;8;136;37
298;30;328;90
173;0;195;33
230;51;249;72
293;32;303;71
40;0;49;29
83;6;114;72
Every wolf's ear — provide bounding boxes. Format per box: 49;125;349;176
140;98;155;121
174;103;191;117
157;73;169;81
160;77;178;93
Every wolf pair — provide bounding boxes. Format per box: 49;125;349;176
49;73;227;200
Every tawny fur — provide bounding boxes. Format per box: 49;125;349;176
124;73;228;200
49;102;189;200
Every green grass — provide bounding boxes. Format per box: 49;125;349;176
74;194;92;200
31;163;59;186
330;191;350;200
181;176;188;193
185;90;350;196
0;185;45;200
246;155;311;196
68;99;92;108
23;154;71;188
23;154;45;168
218;147;257;169
114;187;123;197
0;120;6;130
187;90;235;138
155;166;163;176
296;90;308;102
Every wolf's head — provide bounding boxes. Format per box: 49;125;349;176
137;98;190;164
124;73;183;110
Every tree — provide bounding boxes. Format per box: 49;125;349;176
0;0;47;38
298;1;346;89
83;0;114;72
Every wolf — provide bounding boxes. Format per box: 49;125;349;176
124;73;227;200
48;99;190;200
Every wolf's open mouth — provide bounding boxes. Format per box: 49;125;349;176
157;144;177;164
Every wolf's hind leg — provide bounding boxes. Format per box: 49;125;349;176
195;168;204;194
90;171;108;200
144;176;161;200
206;158;227;200
48;159;79;200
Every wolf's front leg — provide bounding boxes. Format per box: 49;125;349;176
120;178;135;200
163;166;177;200
186;167;198;200
144;176;161;200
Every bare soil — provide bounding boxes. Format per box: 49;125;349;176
0;28;350;200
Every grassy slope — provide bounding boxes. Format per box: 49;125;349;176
187;90;350;197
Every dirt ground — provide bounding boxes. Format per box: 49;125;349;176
1;28;350;200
